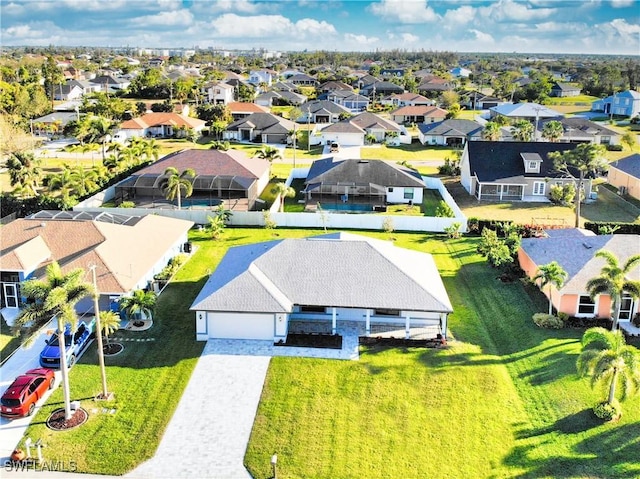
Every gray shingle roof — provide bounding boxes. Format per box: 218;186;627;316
418;119;484;137
190;233;453;313
610;154;640;179
305;158;424;188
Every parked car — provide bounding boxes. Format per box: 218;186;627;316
0;368;56;417
330;142;340;152
39;318;95;369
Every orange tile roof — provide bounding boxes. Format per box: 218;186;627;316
120;112;205;130
228;102;270;113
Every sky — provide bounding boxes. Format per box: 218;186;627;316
1;0;639;55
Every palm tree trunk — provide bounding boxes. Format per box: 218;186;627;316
574;174;583;228
56;319;73;420
177;188;182;210
608;367;618;405
548;285;553;315
612;294;621;331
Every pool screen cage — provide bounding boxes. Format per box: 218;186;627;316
303;181;387;205
114;173;256;206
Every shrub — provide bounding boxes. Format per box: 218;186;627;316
120;201;135;208
593;400;621;421
444;222;462;239
435;201;455;218
437;156;461;176
606;144;623;151
382;217;395;234
584;221;640;235
557;312;569;323
532;313;565;329
153;254;188;281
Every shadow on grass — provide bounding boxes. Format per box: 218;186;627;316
503;421;640;479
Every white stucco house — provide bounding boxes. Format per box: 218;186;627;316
190;233;453;343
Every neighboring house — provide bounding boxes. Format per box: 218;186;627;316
591;90;640;118
360;80;405;98
190;232;453;342
348;111;405;143
390;105;448;125
608;154;640;200
248;69;277;86
114;148;270;210
0;211;193;325
89;74;130;93
317;80;353;94
461;91;508;110
53;83;83;101
538;117;620;145
418;119;484;146
518;230;639;324
450;67;471;78
315;121;366;147
31;112;77;135
303;158;425;207
417;77;453;95
353;73;380;90
380;92;434;107
298;100;352;123
203;82;235;105
118;113;206;140
490;102;563;122
223;112;295;144
272;81;299;92
255;90;307;107
227;101;270;120
460;141;585;201
288;73;317;86
325;90;370;113
550;82;581;97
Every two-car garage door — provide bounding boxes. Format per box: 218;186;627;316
208;312;274;340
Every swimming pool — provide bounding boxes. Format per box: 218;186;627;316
317;202;373;212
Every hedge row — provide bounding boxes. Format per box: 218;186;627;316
583;221;640;235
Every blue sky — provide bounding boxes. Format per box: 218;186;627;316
1;0;639;55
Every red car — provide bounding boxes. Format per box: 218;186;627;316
0;368;56;418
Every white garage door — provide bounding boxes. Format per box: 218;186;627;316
209;313;273;340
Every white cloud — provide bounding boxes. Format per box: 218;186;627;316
132;9;194;26
442;5;476;27
400;32;419;43
212;0;260;13
344;33;379;45
478;0;556;22
61;0;129;11
469;29;495;44
296;18;337;36
155;0;183;11
210;13;336;39
369;0;439;24
610;0;634;7
607;18;640;35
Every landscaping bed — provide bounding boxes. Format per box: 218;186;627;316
276;333;342;349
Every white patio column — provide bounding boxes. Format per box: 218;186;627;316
365;310;371;335
332;307;337;335
405;314;410;339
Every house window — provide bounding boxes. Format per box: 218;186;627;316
600;136;611;145
299;305;325;313
374;308;400;316
528;161;537;170
533;181;545;196
404;188;414;200
577;295;596;315
619;293;635;320
388;187;394;193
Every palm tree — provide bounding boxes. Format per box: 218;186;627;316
99;311;121;348
482;121;502;141
533;261;568;315
119;289;157;322
6;151;42;197
257;145;282;163
586;249;640;331
162;167;195;210
510;120;534;142
47;167;77;201
271;182;296;212
141;138;160;162
542;120;564;142
70;166;99;196
13;262;93;420
577;327;640;410
549;143;608;228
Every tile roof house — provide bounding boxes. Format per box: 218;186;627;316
380;92;434;107
227;101;270;120
114;148;270;210
0;212;193;325
460;141;584;201
518;231;639;326
223;112;295;144
607;154;640;201
418;119;484;146
118;112;206;140
390;105;448;125
303;158;425;208
190;232;453;343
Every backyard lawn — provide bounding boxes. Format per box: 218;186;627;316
10;228;640;478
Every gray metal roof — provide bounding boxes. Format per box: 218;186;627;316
190;233;453;314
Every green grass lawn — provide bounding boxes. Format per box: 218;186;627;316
361;144;458;162
12;228;640;478
0;317;22;365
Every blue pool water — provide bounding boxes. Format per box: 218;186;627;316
318;202;372;212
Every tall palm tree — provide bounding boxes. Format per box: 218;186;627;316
119;289;157;322
577;327;640;409
542;120;564;142
549;143;608;228
141;138;160;162
481;121;502;141
13;262;94;420
6;151;42;197
70;166;99;196
162;167;195;210
534;261;568;315
47;167;77;201
271;182;296;212
510;120;534;142
586;249;640;331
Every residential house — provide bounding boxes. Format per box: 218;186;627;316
190;232;453;342
223;112;295;144
89;74;130;93
317;80;353;94
450;67;471;78
352;73;379;90
318;111;405;146
380;92;434;108
287;73;317;86
607;154;640;200
460;141;585;201
591;90;640;118
390;105;447;125
490;102;563;122
117;112;206;140
303;158;425;208
360;80;404;98
227;101;270;121
538;117;620;145
255;90;307;108
114;148;270;211
324;90;370;113
203;82;235;105
298;100;351;124
52;83;83;101
418;119;484;146
417;77;453;96
461;91;508;110
518;230;639;327
248;69;277;87
0;211;193;325
550;82;581;98
31;112;78;135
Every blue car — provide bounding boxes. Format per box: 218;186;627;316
39;319;96;369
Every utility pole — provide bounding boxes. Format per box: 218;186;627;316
307;107;311;152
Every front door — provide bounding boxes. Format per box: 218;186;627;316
2;283;19;308
533;181;546;196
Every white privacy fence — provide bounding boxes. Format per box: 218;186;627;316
75;170;467;233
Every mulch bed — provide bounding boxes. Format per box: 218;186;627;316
359;337;446;348
275;333;343;349
46;407;88;431
103;343;124;356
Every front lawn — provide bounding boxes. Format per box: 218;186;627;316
361;144;458;162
